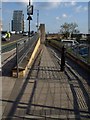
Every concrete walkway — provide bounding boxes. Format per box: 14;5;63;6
1;45;90;119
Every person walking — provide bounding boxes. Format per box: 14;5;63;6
61;46;66;71
7;32;11;40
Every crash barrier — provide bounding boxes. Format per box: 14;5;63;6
48;40;90;73
12;33;41;78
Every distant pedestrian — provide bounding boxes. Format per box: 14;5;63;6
6;32;11;41
61;46;66;71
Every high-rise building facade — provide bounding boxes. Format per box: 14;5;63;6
12;10;24;32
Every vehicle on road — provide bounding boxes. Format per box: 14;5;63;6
10;31;15;34
23;32;28;36
79;47;88;57
61;39;79;47
78;44;89;57
1;31;7;41
2;34;7;41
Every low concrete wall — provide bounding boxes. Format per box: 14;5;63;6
66;52;90;73
23;38;41;77
49;41;90;73
12;38;41;78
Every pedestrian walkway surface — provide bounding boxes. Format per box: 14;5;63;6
2;45;90;119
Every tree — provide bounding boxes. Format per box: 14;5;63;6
60;22;70;39
60;22;79;39
69;23;78;33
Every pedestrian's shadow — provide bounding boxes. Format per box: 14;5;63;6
3;64;37;120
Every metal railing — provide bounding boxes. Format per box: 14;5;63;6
16;33;39;77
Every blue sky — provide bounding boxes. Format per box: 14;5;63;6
1;1;88;33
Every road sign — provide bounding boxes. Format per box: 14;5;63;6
27;5;33;15
27;16;32;20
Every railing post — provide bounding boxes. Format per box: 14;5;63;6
16;43;19;78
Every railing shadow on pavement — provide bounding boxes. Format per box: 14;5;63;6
26;80;37;114
2;47;41;120
3;67;34;119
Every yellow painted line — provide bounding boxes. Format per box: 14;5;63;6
2;37;27;47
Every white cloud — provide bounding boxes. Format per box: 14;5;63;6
62;13;67;18
44;2;61;9
2;0;61;5
2;0;33;4
75;5;82;12
48;0;61;2
2;0;28;4
56;16;60;20
34;2;61;10
2;0;90;2
50;2;61;8
56;13;71;21
83;6;88;11
75;5;88;13
71;0;76;6
63;1;76;8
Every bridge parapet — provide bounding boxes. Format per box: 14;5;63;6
12;33;41;78
48;40;90;73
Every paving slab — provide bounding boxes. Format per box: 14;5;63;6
1;45;90;119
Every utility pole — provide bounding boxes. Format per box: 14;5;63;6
28;0;30;37
37;10;39;32
9;22;10;32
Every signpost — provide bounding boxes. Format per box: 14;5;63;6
27;5;33;15
27;3;33;37
36;10;39;32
